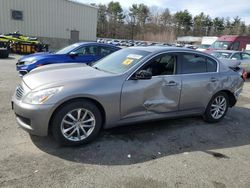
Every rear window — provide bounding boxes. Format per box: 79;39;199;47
181;54;217;74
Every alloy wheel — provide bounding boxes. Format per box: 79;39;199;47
210;95;227;120
60;108;96;141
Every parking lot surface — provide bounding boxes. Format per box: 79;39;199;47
0;55;250;188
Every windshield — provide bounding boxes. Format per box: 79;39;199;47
92;48;150;74
199;44;210;49
211;52;232;59
210;41;231;50
55;43;80;54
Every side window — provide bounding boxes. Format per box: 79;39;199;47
207;59;217;72
73;46;97;56
231;42;240;51
73;46;86;55
142;53;176;76
99;47;116;57
242;53;250;60
231;53;242;60
181;54;217;74
88;46;98;55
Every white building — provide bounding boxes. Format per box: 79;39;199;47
177;36;202;44
0;0;98;49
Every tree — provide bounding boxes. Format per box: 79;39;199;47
97;4;108;37
231;16;241;34
129;4;150;27
239;22;247;35
174;10;193;35
160;8;172;27
212;17;224;35
193;13;213;36
107;1;125;37
129;4;150;39
137;4;150;27
94;1;250;42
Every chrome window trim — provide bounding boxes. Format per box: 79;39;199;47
126;50;219;80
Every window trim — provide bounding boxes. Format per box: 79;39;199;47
179;52;218;75
127;51;181;80
71;45;98;56
140;53;178;76
126;51;219;80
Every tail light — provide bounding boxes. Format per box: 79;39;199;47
242;68;248;81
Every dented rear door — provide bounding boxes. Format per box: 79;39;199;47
121;75;182;119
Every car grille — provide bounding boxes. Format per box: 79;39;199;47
16;85;24;100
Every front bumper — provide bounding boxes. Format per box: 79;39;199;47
12;96;54;136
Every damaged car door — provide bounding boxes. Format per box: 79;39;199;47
121;53;182;119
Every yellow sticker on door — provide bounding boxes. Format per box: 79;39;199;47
122;58;134;65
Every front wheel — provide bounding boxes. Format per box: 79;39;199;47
52;100;102;146
203;92;229;123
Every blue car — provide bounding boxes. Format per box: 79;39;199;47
16;42;120;76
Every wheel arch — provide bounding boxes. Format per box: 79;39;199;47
215;90;236;107
48;97;106;134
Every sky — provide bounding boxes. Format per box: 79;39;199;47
79;0;250;24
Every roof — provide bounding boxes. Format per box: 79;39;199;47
130;46;194;53
66;0;98;9
74;42;121;49
130;46;217;60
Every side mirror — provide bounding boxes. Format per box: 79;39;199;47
134;70;152;80
69;51;78;57
231;57;237;60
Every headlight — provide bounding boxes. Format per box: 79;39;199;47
24;60;36;65
23;86;63;104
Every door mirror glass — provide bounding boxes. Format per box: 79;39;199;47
69;51;78;57
135;70;152;80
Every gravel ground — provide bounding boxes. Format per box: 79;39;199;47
0;54;250;188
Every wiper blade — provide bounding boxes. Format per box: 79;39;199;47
92;66;114;74
92;66;100;70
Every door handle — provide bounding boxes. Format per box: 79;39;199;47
164;81;177;86
210;77;218;82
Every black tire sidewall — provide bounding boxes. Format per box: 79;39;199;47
52;100;102;146
204;92;229;123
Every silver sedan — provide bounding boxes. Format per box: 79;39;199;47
12;47;245;145
210;50;250;73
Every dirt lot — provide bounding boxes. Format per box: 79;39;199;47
0;54;250;188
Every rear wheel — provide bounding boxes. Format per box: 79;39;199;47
52;100;102;146
203;92;229;123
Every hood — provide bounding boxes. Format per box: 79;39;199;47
23;63;112;90
19;52;60;62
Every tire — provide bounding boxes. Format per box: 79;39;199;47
0;50;9;58
203;92;229;123
51;100;102;146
